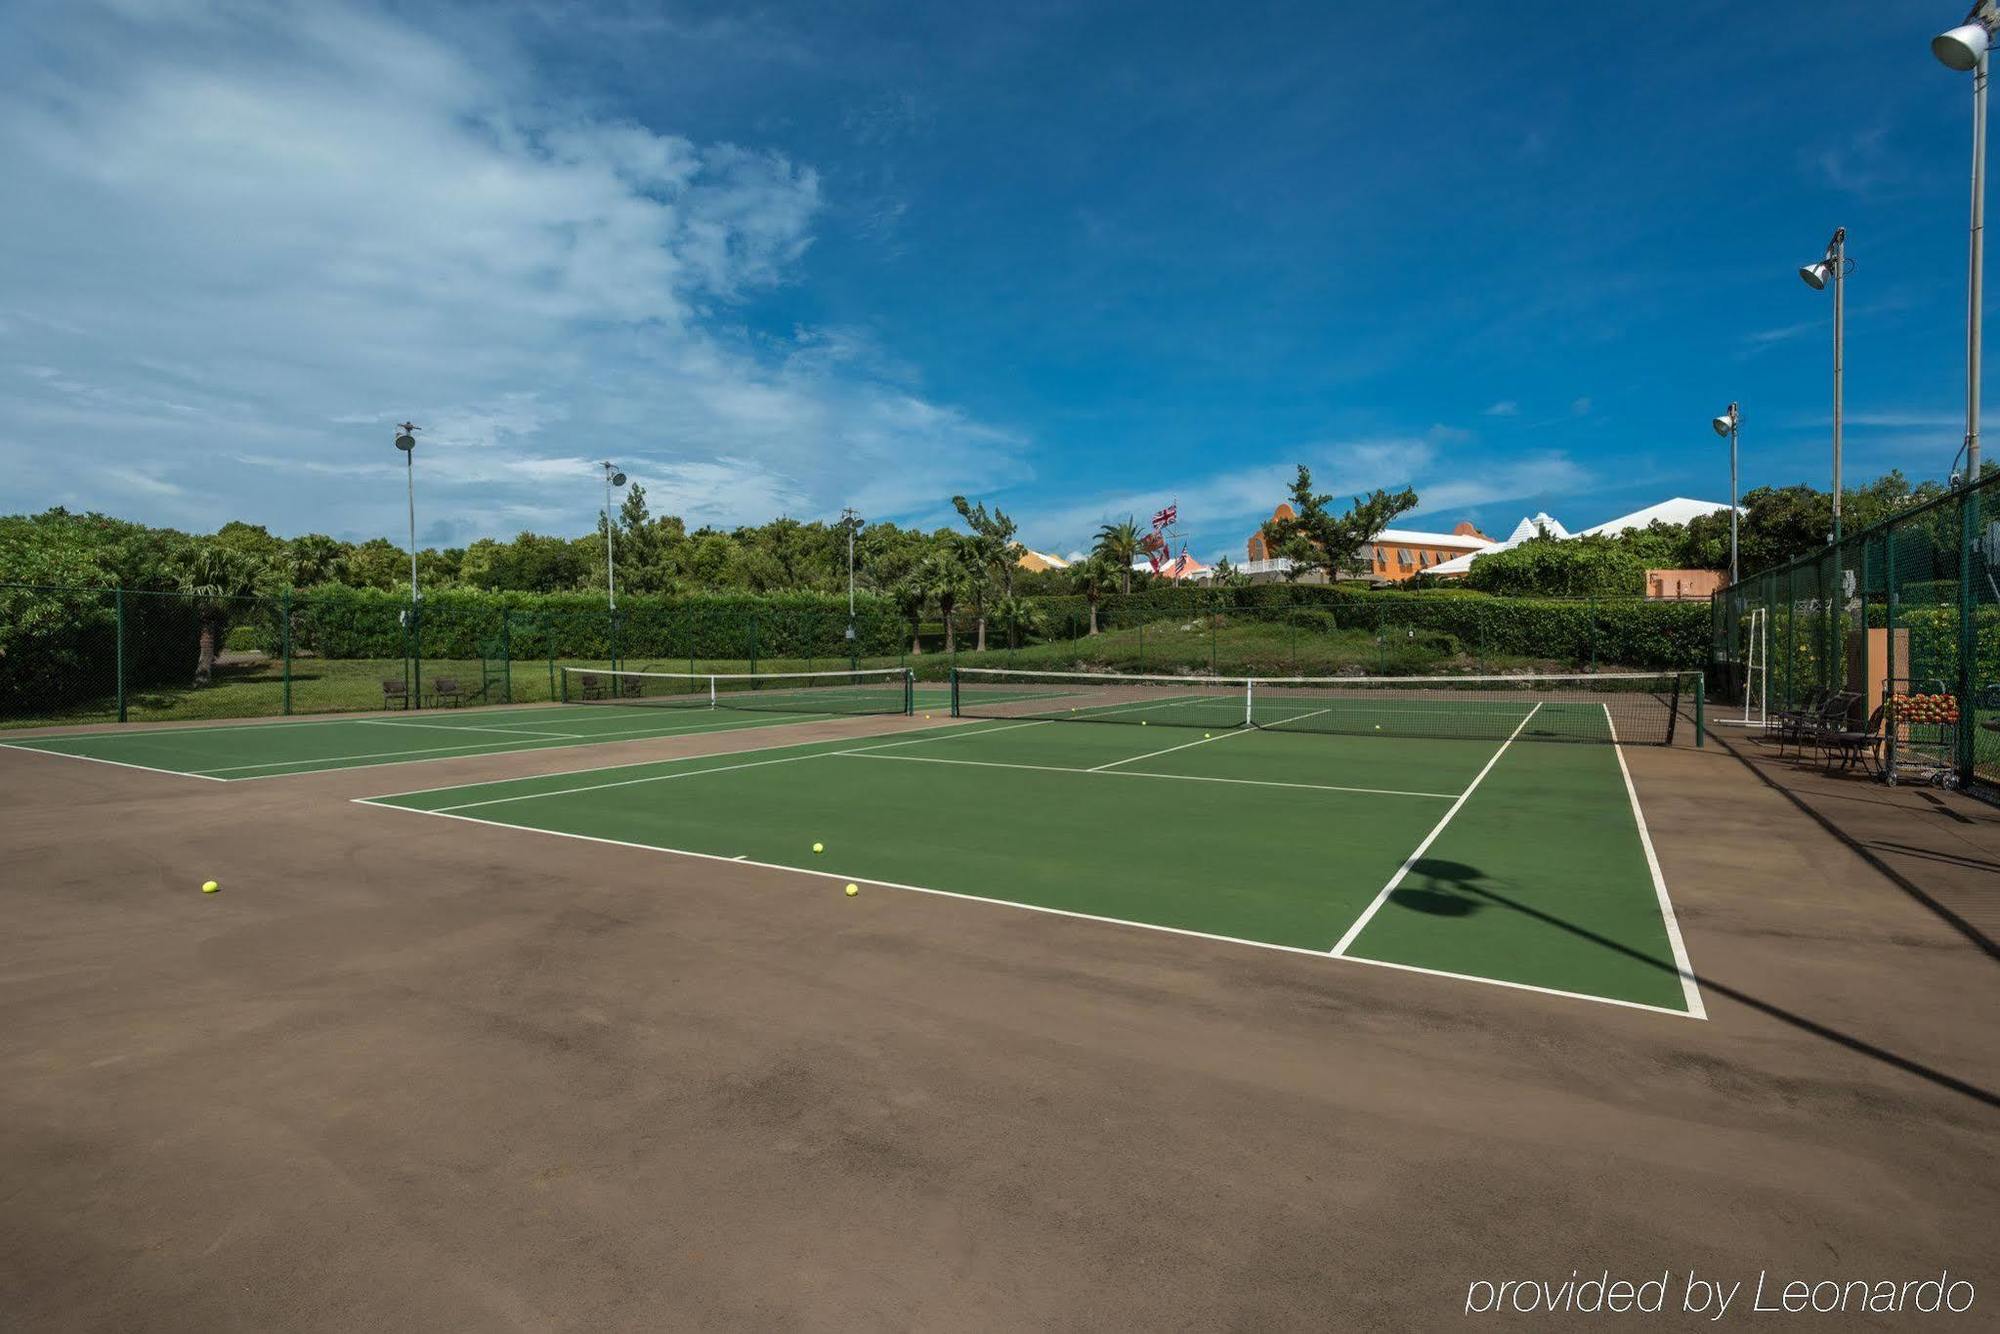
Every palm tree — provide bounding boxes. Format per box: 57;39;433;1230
1068;556;1117;635
174;543;268;686
992;593;1042;649
891;580;927;655
919;546;972;654
1094;517;1142;595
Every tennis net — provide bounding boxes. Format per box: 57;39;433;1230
950;667;1700;745
563;666;913;716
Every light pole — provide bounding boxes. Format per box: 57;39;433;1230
840;507;861;664
1935;3;1995;488
394;423;421;708
600;461;627;611
1799;229;1851;543
1711;403;1741;586
394;424;421;600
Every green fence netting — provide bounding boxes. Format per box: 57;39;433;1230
1710;468;2000;797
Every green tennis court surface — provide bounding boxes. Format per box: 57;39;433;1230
358;713;1705;1016
1;687;954;780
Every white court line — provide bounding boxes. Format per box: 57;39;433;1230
1084;707;1332;772
1328;703;1543;957
193;711;823;776
405;719;1062;813
839;750;1457;799
347;799;1701;1019
7;702;607;743
349;716;1029;803
1604;704;1707;1020
0;744;228;782
356;719;583;740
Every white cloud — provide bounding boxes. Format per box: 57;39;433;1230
1482;400;1519;417
0;0;1025;542
1570;396;1592;417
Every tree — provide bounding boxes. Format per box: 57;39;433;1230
1067;555;1118;635
1260;466;1419;583
284;533;350;588
891;580;928;654
1209;555;1247;588
952;494;1022;598
1463;535;1644;597
1094;518;1143;595
173;543;269;686
918;544;972;653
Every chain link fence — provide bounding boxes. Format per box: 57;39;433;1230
4;579;1714;731
1711;469;2000;796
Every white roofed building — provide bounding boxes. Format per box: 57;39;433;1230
1427;498;1732;578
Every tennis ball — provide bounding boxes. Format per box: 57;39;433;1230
812;842;825;854
1374;724;1382;731
845;883;859;897
201;880;219;894
1141;720;1148;726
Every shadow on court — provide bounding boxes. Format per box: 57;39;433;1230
1389;857;2000;1111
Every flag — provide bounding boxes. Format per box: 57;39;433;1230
1152;503;1178;529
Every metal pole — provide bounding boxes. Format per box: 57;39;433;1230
1728;407;1740;586
1969;49;1988;485
1831;235;1845;543
404;448;419;603
604;466;617;612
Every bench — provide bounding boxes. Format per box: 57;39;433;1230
382;679;411;710
430;677;465;708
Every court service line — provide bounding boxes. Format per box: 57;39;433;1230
838;749;1457;799
1328;702;1543;957
1604;704;1707;1020
1082;706;1333;771
348;799;1701;1019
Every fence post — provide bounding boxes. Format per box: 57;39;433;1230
502;609;513;704
281;589;292;716
114;587;128;723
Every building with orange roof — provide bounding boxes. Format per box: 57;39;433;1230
1243;504;1493;583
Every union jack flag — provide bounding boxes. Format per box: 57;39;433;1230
1152;503;1177;530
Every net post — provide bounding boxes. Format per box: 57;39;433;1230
114;586;128;724
281;588;292;716
709;675;718;709
1694;673;1704;747
1244;677;1253;728
950;667;961;718
560;666;570;704
903;668;914;715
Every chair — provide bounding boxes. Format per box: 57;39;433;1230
381;678;410;710
431;677;464;707
577;673;607;701
1771;687;1828;755
1821;704;1886;776
1794;691;1861;763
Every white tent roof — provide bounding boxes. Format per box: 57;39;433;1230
1578;497;1731;537
1428;497;1732;577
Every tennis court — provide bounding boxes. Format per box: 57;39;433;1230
354;668;1706;1016
0;668;930;780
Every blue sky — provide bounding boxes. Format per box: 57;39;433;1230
0;0;1988;563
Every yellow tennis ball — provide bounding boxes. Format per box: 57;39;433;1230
201;880;218;893
844;883;859;897
812;842;824;854
1374;724;1382;731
